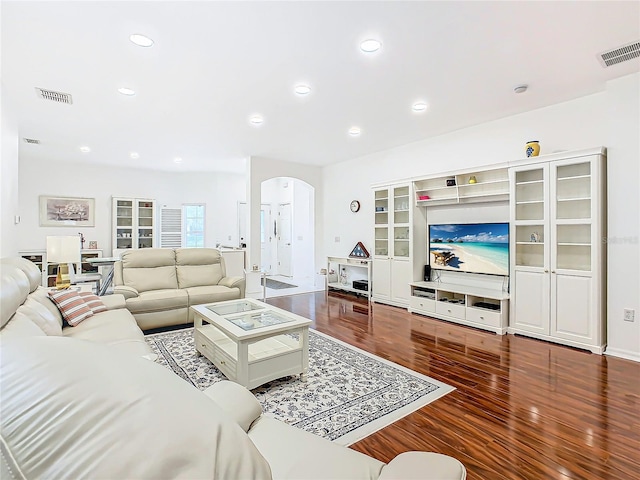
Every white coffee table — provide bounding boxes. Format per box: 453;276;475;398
191;298;311;389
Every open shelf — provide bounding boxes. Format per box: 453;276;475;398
414;166;509;206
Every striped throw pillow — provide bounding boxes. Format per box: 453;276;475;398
79;292;108;314
48;289;94;327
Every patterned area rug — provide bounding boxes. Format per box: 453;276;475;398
145;327;454;445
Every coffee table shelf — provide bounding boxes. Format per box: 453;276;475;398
192;299;311;389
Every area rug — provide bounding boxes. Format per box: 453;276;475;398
145;327;454;445
261;277;298;289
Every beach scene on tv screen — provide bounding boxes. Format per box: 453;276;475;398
429;223;509;276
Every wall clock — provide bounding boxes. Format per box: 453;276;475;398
350;200;361;213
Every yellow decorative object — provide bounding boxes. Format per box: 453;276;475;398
526;140;540;157
468;175;477;184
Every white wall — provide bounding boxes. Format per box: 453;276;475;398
322;81;639;360
605;73;640;361
1;81;20;256
17;156;245;255
323;92;606;261
292;179;314;282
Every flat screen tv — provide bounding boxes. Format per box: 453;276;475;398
429;222;509;276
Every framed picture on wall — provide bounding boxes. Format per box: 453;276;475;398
39;196;95;227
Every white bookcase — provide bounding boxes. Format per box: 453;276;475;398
112;197;155;253
372;183;426;307
509;148;606;353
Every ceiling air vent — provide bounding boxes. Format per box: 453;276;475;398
597;41;640;67
23;138;41;144
35;87;73;104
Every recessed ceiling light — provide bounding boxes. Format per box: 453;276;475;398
79;146;91;153
174;157;182;164
412;102;428;112
294;84;311;95
249;115;264;126
118;87;136;96
514;84;528;94
130;152;140;159
360;39;382;53
130;34;154;47
348;127;361;137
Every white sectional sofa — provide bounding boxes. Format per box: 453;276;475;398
0;256;154;359
0;256;467;480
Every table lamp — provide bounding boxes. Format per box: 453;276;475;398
46;236;81;288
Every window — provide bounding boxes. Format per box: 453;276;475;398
184;204;205;247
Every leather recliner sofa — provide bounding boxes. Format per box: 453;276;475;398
1;336;467;480
0;256;466;479
112;248;245;330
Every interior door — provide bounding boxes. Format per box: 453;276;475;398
260;204;272;272
277;203;292;276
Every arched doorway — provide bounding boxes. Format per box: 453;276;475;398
260;177;315;287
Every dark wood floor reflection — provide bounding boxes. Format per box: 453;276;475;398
268;291;640;480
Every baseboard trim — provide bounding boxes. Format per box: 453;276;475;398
604;347;640;363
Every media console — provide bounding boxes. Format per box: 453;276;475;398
408;281;509;334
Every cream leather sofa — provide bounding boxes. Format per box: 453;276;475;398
1;336;467;480
0;257;155;359
0;256;466;479
113;248;245;330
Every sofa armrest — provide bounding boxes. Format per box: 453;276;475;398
219;276;246;297
99;293;126;310
379;452;466;480
113;285;139;300
203;381;263;432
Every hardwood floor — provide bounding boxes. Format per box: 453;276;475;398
268;291;640;480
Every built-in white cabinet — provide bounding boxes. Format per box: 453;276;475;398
409;281;509;334
112;197;156;253
372;184;426;307
509;149;606;353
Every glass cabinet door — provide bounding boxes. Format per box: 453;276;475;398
553;161;592;271
115;199;134;250
513;167;546;268
374;189;389;256
392;186;410;258
137;200;154;249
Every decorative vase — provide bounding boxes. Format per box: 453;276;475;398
468;175;477;184
526;141;540;157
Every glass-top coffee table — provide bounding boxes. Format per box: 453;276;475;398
191;298;312;389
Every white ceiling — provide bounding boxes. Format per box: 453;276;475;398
2;1;639;174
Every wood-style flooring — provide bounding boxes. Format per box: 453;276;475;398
268;291;640;480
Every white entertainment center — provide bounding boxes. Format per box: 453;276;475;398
409;279;509;335
371;147;606;353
